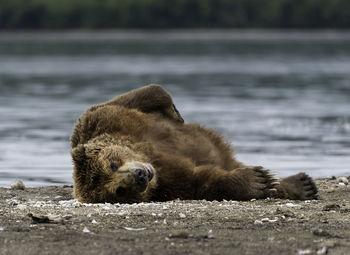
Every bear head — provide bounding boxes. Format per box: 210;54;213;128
71;134;157;203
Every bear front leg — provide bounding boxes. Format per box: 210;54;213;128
104;84;184;123
194;166;278;201
271;173;318;200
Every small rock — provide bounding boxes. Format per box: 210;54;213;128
169;231;189;239
323;204;340;211
312;229;332;237
0;226;4;231
179;213;186;218
204;234;216;239
91;219;97;224
27;213;52;224
11;180;25;190
254;220;263;225
336;177;348;185
295;213;305;219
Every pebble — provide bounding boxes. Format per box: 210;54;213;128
169;231;189;239
312;229;332;237
204;234;216;239
322;204;340;211
275;208;295;218
0;226;4;231
336;177;348;185
17;204;27;210
28;213;52;224
11;180;25;190
179;213;186;218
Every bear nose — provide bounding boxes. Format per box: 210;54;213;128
134;168;147;185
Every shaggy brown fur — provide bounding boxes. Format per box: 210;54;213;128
71;84;318;203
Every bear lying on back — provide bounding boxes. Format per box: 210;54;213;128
71;84;318;203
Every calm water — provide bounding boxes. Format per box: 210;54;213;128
0;31;350;187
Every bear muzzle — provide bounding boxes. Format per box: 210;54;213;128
117;161;155;190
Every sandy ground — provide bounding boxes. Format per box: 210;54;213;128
0;178;349;255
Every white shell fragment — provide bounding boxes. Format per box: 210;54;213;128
83;227;90;233
124;227;146;231
255;217;278;224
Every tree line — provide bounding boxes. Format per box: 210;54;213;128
1;0;349;29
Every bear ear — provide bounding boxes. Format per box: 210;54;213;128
71;144;91;187
71;144;87;168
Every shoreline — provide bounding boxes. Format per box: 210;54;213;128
0;177;349;255
1;29;350;41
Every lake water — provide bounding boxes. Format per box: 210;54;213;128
0;30;350;187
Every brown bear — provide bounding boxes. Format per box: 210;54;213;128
71;84;318;203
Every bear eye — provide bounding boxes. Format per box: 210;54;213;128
110;162;119;172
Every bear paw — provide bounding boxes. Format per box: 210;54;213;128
278;172;318;200
244;166;279;199
215;166;279;201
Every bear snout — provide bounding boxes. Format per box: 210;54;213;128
134;168;148;185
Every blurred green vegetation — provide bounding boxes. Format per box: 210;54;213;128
1;0;350;29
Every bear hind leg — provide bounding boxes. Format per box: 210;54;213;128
196;166;278;201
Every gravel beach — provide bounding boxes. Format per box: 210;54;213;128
0;178;349;255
